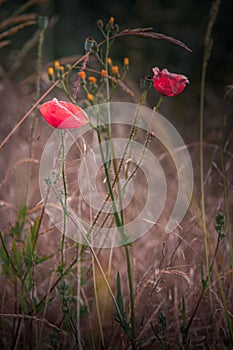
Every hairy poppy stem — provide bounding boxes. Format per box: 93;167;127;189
60;129;67;264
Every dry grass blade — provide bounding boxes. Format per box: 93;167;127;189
0;158;39;190
118;80;134;97
116;28;192;52
0;40;10;48
0;21;37;40
0;313;65;333
0;13;37;30
110;75;134;97
0;79;59;151
11;0;48;17
0;53;89;151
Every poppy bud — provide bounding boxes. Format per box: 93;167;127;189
84;37;97;52
97;19;104;29
38;16;48;30
140;76;153;91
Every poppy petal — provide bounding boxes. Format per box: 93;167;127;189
152;67;189;97
40;98;88;129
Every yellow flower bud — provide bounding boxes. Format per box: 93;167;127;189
47;67;54;76
106;57;112;65
87;93;94;102
123;57;129;66
78;71;86;79
101;69;107;77
112;65;119;75
54;60;60;70
88;76;97;84
47;67;54;81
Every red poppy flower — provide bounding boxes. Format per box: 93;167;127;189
39;98;88;129
152;67;189;97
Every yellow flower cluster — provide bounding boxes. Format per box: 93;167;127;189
104;56;130;78
47;60;65;81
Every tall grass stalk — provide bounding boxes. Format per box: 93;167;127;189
219;114;233;274
97;25;137;347
26;17;48;204
92;253;105;347
199;0;221;272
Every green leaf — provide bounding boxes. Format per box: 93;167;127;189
201;266;208;288
49;331;60;349
24;270;33;292
56;262;67;275
150;321;163;345
10;204;27;240
23;231;33;269
35;253;53;265
0;234;11;276
215;212;226;240
12;240;23;278
159;311;167;345
30;216;40;249
116;272;131;335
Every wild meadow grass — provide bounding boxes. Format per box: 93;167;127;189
0;0;232;349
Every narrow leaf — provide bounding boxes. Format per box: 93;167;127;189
116;28;192;52
116;272;131;334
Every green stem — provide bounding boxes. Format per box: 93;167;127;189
184;284;206;345
124;89;148;179
125;245;136;346
99;30;136;347
60;129;67;264
156;95;164;110
95;126;127;242
122;129;152;192
61;80;77;105
88;97;146;238
76;245;82;349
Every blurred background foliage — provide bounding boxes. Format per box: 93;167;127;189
0;0;233;140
